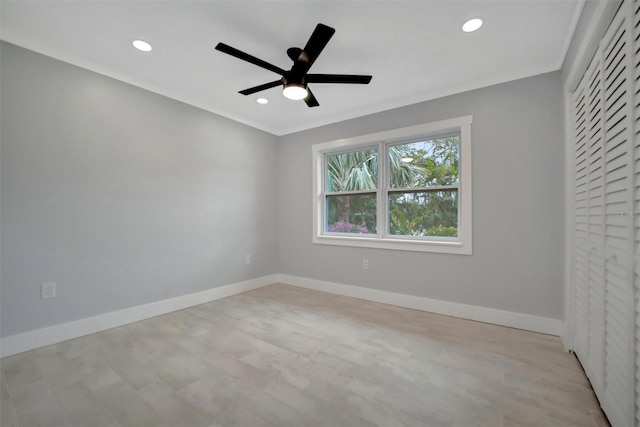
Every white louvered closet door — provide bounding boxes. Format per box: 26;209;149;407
587;48;606;395
571;1;637;426
601;7;633;426
573;74;590;362
633;1;640;424
572;49;606;389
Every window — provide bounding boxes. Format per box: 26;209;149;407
312;116;472;254
325;147;378;235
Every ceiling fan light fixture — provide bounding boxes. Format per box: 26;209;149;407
283;83;308;100
462;18;483;33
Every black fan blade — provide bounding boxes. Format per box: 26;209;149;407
307;74;372;84
304;88;320;107
239;80;283;95
215;43;286;76
292;23;335;75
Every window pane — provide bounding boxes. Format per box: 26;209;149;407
326;148;378;192
326;193;376;234
388;190;458;237
389;136;459;188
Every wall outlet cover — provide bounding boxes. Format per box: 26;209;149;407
41;282;56;299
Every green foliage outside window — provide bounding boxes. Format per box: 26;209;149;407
326;136;459;237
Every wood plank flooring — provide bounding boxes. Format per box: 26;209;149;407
1;283;608;427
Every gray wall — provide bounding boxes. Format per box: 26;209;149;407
1;40;566;338
277;72;565;319
0;42;279;336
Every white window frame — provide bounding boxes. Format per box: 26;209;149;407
312;116;472;255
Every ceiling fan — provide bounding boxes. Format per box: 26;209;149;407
215;23;372;107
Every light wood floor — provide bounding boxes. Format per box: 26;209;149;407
1;283;608;427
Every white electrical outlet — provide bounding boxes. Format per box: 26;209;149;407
362;259;369;270
41;282;56;299
245;254;251;264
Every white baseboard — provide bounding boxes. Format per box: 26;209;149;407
0;275;277;358
277;274;563;336
1;273;564;357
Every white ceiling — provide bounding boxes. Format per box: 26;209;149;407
1;1;583;136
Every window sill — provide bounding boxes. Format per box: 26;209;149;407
313;234;472;255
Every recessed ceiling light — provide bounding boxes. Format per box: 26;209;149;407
462;18;483;33
256;98;269;104
132;40;152;52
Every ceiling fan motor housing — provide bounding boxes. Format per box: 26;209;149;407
283;73;307;89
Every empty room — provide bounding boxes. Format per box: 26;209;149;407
1;0;638;426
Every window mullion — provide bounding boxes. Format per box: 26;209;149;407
321;153;327;234
378;142;389;238
378;141;386;238
387;185;459;194
325;189;378;196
